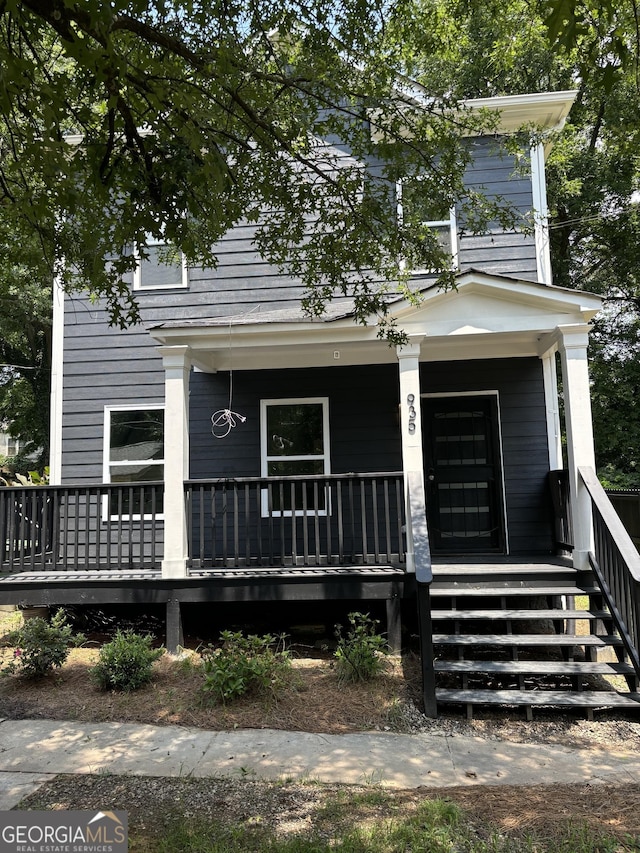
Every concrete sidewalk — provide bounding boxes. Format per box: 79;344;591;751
1;718;640;809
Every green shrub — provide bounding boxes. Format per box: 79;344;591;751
90;630;163;691
200;631;292;704
3;609;84;678
334;612;388;683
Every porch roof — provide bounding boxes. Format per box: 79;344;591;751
149;270;602;372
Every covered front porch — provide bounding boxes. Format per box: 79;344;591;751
6;270;637;717
2;466;640;718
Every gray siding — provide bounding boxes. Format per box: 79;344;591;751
189;364;403;480
188;357;552;554
60;136;539;484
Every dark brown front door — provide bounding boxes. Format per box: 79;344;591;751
423;396;505;553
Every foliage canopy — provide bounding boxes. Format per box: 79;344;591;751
0;0;517;337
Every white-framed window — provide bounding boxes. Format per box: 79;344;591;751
133;234;188;290
0;432;19;457
260;398;331;516
103;405;165;518
397;177;459;272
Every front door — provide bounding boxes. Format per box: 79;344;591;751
423;395;505;553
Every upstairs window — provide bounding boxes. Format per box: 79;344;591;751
133;235;188;290
260;398;330;515
104;406;164;517
398;178;458;271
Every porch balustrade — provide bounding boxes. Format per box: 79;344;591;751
0;473;407;574
548;468;573;552
185;472;406;570
0;483;163;573
578;466;640;677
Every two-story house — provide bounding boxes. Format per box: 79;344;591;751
2;88;639;718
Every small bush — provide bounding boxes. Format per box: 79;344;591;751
200;631;292;704
334;612;388;683
90;630;163;692
3;609;84;679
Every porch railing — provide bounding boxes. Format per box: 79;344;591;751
185;472;406;569
548;468;573;552
0;483;164;573
605;489;640;547
578;466;640;677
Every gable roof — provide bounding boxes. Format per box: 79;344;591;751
150;270;602;372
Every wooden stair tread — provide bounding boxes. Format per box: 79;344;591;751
436;688;640;708
434;660;635;675
433;566;582;578
430;585;599;597
431;609;609;621
433;633;623;646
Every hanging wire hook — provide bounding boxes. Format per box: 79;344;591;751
211;409;247;439
209;316;248;438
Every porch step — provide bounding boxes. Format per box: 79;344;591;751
436;688;640;710
430;585;599;597
433;633;623;647
425;563;640;719
431;609;609;621
433;564;579;582
434;660;635;676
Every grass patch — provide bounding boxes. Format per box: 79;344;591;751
132;797;640;853
19;775;640;853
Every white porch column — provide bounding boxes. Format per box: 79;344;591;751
158;345;191;579
540;346;563;471
557;325;596;569
396;339;426;575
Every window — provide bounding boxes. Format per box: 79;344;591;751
133;235;188;290
104;407;164;516
0;433;19;457
260;398;330;515
398;178;458;271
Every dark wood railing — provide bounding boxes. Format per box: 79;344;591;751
0;483;163;573
185;472;406;569
605;489;640;547
549;468;573;551
579;466;640;677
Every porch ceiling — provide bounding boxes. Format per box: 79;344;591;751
149;270;602;372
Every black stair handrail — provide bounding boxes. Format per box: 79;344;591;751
579;466;640;678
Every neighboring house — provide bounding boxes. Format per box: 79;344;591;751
0;431;20;460
2;89;639;718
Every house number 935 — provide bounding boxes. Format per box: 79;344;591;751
407;394;417;434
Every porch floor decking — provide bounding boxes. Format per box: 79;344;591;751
0;561;408;607
0;556;573;587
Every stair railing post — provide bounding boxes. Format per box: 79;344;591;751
417;582;437;717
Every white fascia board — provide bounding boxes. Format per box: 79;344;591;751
371;90;578;142
150;317;376;349
422;332;549;361
148;273;603;371
149;318;389;372
411;311;597;339
460;90;578;133
389;274;602;323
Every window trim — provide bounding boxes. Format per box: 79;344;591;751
103;404;165;520
397;178;459;273
260;397;331;517
132;235;188;291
